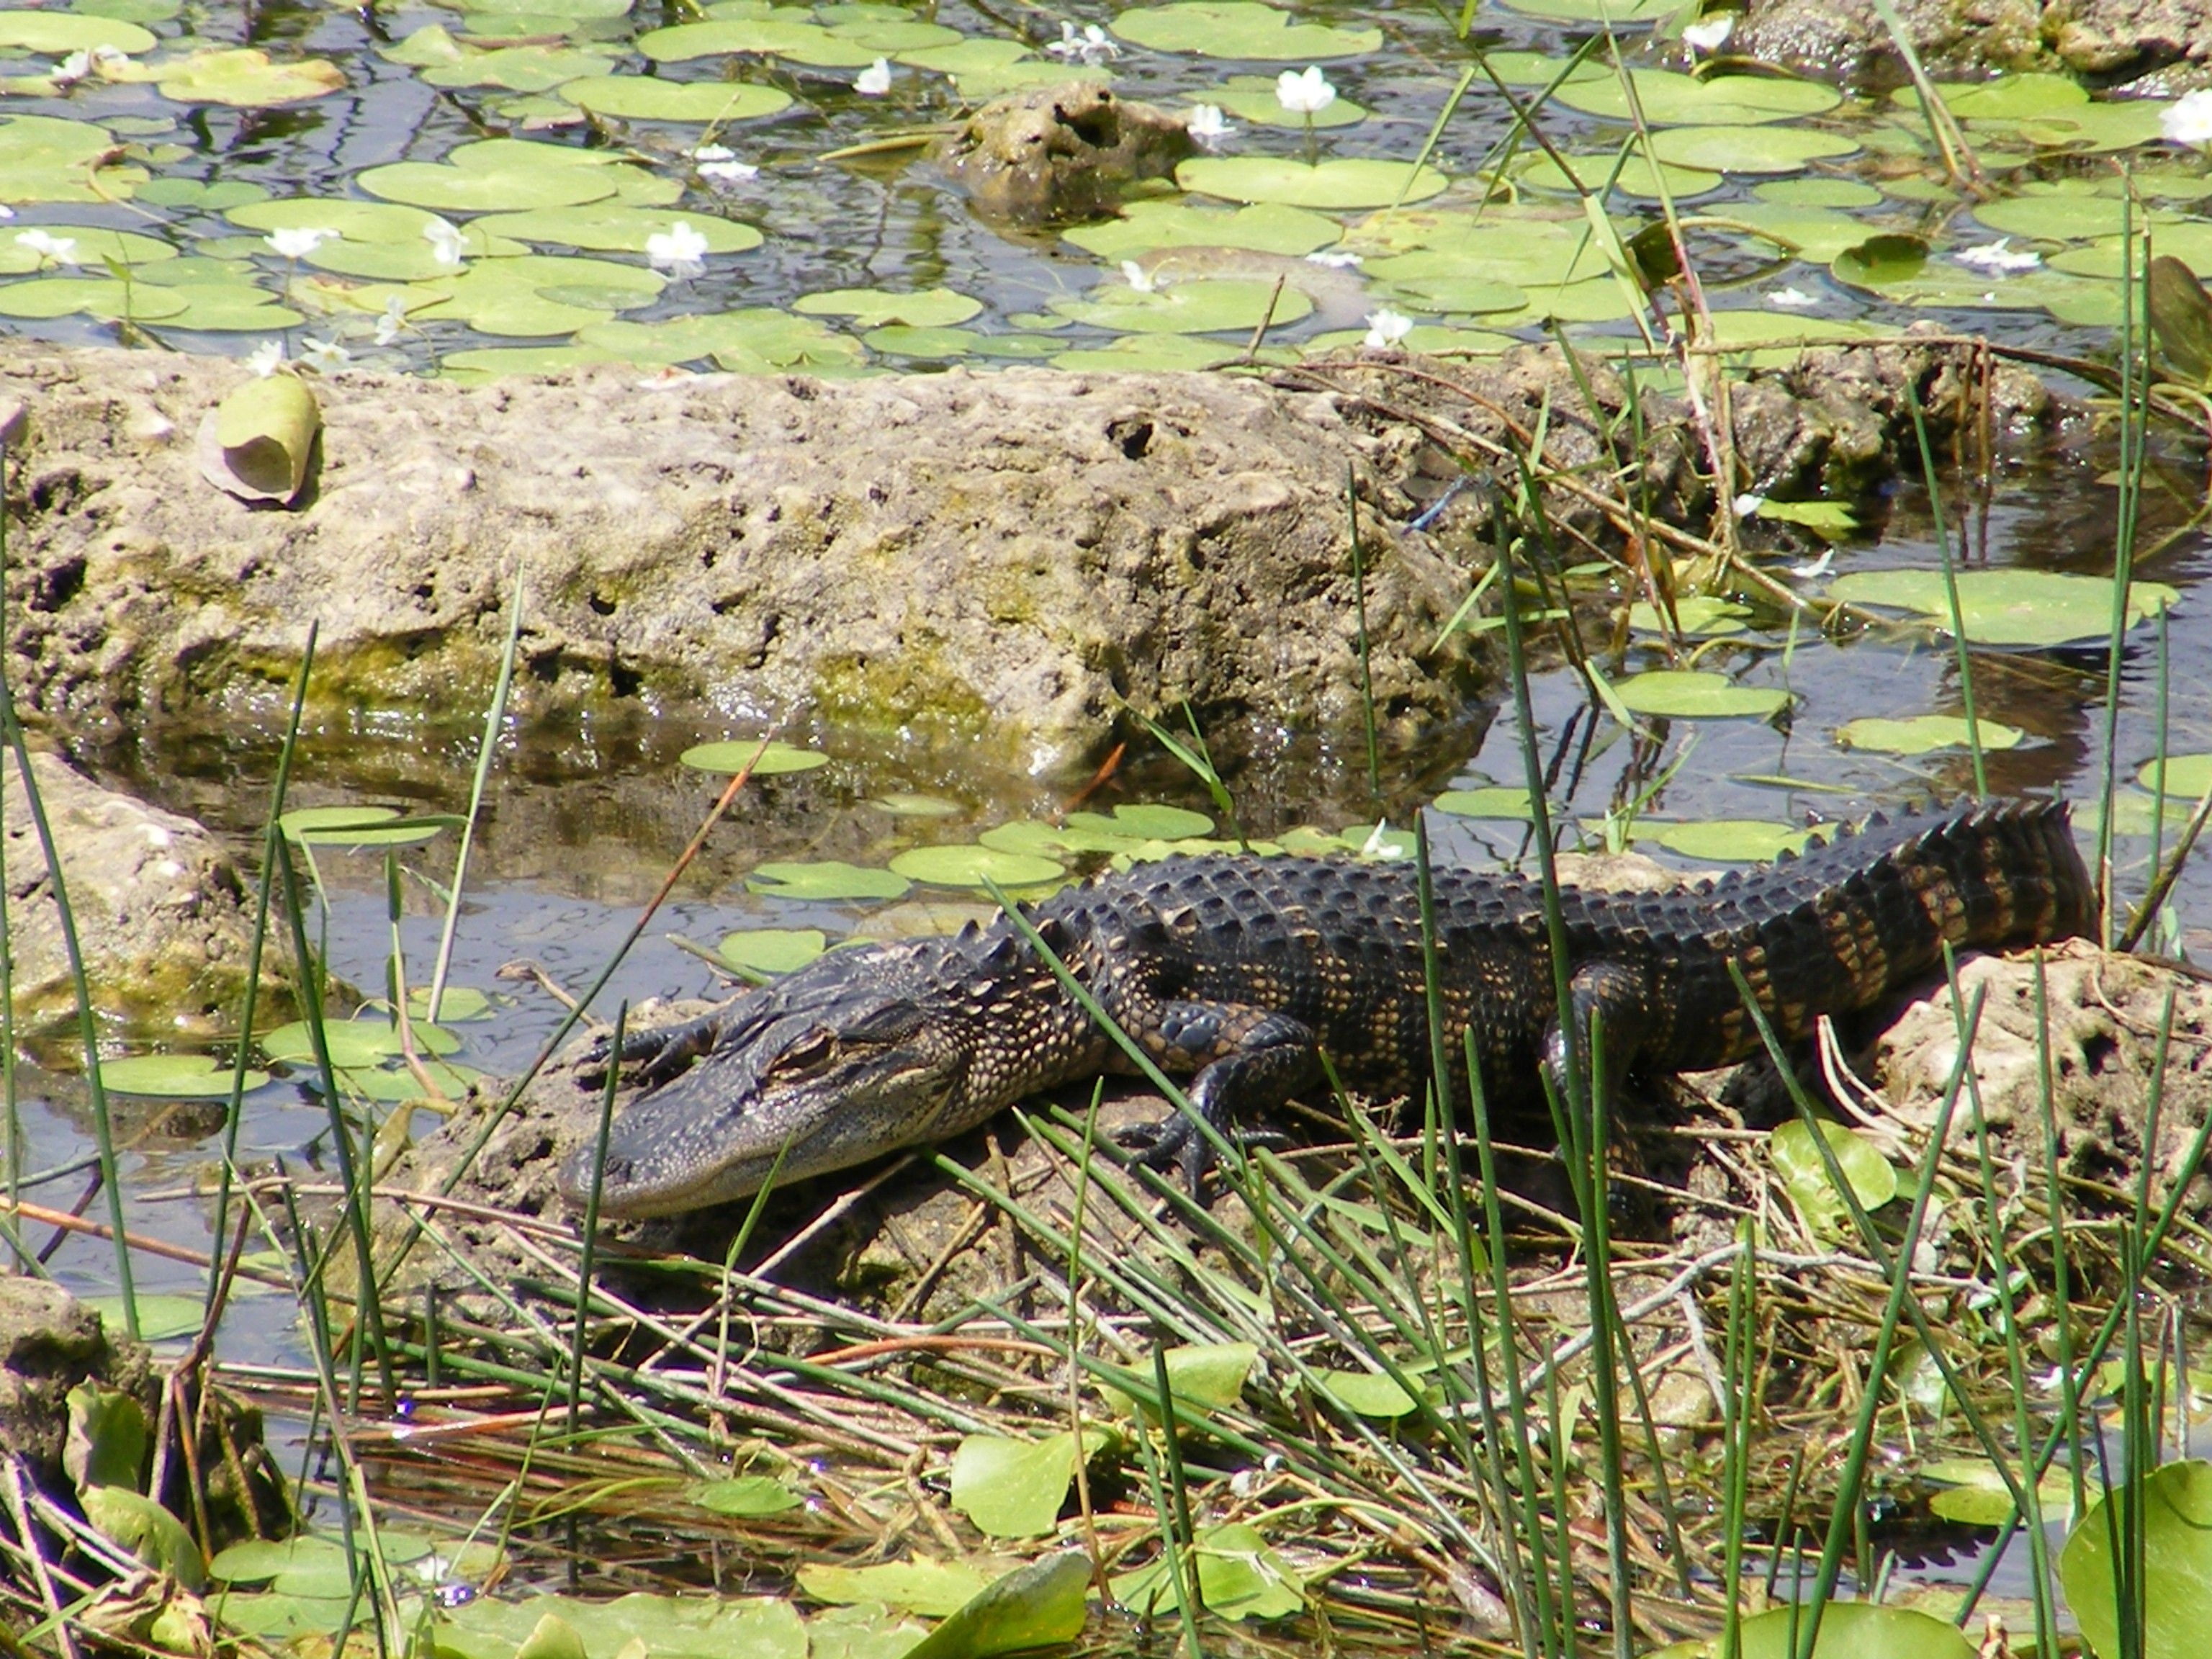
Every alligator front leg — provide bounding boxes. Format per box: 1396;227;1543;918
1114;999;1325;1195
580;1002;742;1089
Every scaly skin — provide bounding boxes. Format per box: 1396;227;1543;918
557;799;2094;1218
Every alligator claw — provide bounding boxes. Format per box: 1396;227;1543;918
578;1010;731;1089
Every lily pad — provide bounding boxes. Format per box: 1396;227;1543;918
1179;156;1447;210
1837;715;2025;755
1635;820;1813;861
264;1019;462;1067
1554;68;1840;126
1492;0;1679;19
1052;276;1311;333
1514;149;1722;200
408;252;666;336
200;372;318;505
1065;804;1214;839
793;286;981;327
1770;1117;1896;1239
0;113;143;204
948;1429;1111;1538
416;43;621;93
1062;198;1341;260
1431;786;1534;819
0;12;155;53
1647;124;1861;174
798;1560;1004;1618
1113;1521;1304;1622
148;48;345;107
359;139;631;214
747;860;911;901
0;275;186;318
576;309;866;372
1657;1601;1975;1658
637;18;876;67
679;738;829;774
2139;753;2212;801
1627;596;1753;636
688;1476;803;1516
1316;1368;1422;1418
1827;568;2178;648
1107;2;1380;60
99;1054;267;1097
2060;1458;2212;1659
472;204;762;254
718;927;828;977
1613;670;1791;720
886;845;1064;889
558;76;792;122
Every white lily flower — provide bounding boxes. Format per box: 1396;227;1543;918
1121;259;1156;293
1955;238;2040;274
1276;66;1336;116
1185;104;1235;147
1362;307;1413;349
422;217;467;267
374;296;408;346
2162;88;2212;149
246;339;284;377
14;228;76;264
855;58;892;95
646;220;710;279
1681;15;1734;53
298;336;351;372
265;225;337;259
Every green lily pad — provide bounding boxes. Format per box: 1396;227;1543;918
1555;67;1840;126
687;1476;803;1516
1827;568;2179;647
1770;1117;1896;1240
1431;786;1534;819
1657;1601;1975;1658
1976;188;2128;242
1924;1455;2077;1527
679;738;830;774
264;1019;462;1066
1647;124;1861;174
277;805;462;847
949;1430;1110;1538
472;204;761;255
1836;715;2025;755
871;793;962;817
1052;276;1311;333
902;1555;1092;1659
135;178;268;210
1107;2;1379;60
1106;1341;1258;1423
1627;596;1753;636
637;18;876;67
408;986;493;1021
0;223;173;271
2060;1458;2212;1659
0;12;155;53
1316;1368;1421;1418
333;1060;482;1102
81;1486;205;1590
1635;820;1814;861
0;275;186;318
1514;149;1722;200
0;112;140;204
1114;1521;1303;1622
419;44;621;92
886;845;1064;889
863;324;980;357
148;48;345;107
99;1054;267;1097
793;285;980;327
1205;72;1365;129
979;819;1147;858
1613;670;1791;719
359;138;630;213
747;860;911;901
2139;753;2212;801
1062;199;1341;260
718;927;827;977
1754;176;1883;208
1065;804;1214;839
437;1589;806;1659
569;308;864;372
1492;0;1678;19
799;1560;1003;1618
408;252;665;336
558;76;791;122
1179;156;1447;210
1051;333;1256;372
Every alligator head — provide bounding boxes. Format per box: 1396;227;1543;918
557;943;972;1219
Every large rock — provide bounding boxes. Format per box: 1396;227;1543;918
1732;0;2212;84
1;346;1492;776
0;1274;152;1489
2;750;288;1037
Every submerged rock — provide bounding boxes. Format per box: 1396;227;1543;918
934;82;1197;224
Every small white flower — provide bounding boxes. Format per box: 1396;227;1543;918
14;228;76;265
297;336;351;372
246;339;284;377
646;219;710;278
91;44;127;69
698;159;759;184
422;217;466;267
374;295;408;346
1121;259;1156;293
0;206;14;221
265;225;337;259
1305;249;1363;269
1362;307;1413;349
1955;237;2040;274
1766;284;1817;308
2162;88;2212;150
855;58;892;95
1046;21;1120;63
1185;104;1235;147
1681;14;1734;53
51;50;91;85
1733;493;1766;518
1276;66;1336;117
692;143;736;161
1789;547;1837;580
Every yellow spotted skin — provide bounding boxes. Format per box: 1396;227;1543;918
562;799;2094;1216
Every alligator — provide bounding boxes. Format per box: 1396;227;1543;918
558;799;2095;1219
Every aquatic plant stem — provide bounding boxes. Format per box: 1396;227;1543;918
428;566;523;1017
1905;382;1987;799
2096;186;2147;944
1346;465;1382;802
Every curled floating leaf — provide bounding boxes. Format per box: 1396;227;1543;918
199;371;318;504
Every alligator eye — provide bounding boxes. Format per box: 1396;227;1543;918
775;1030;836;1075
